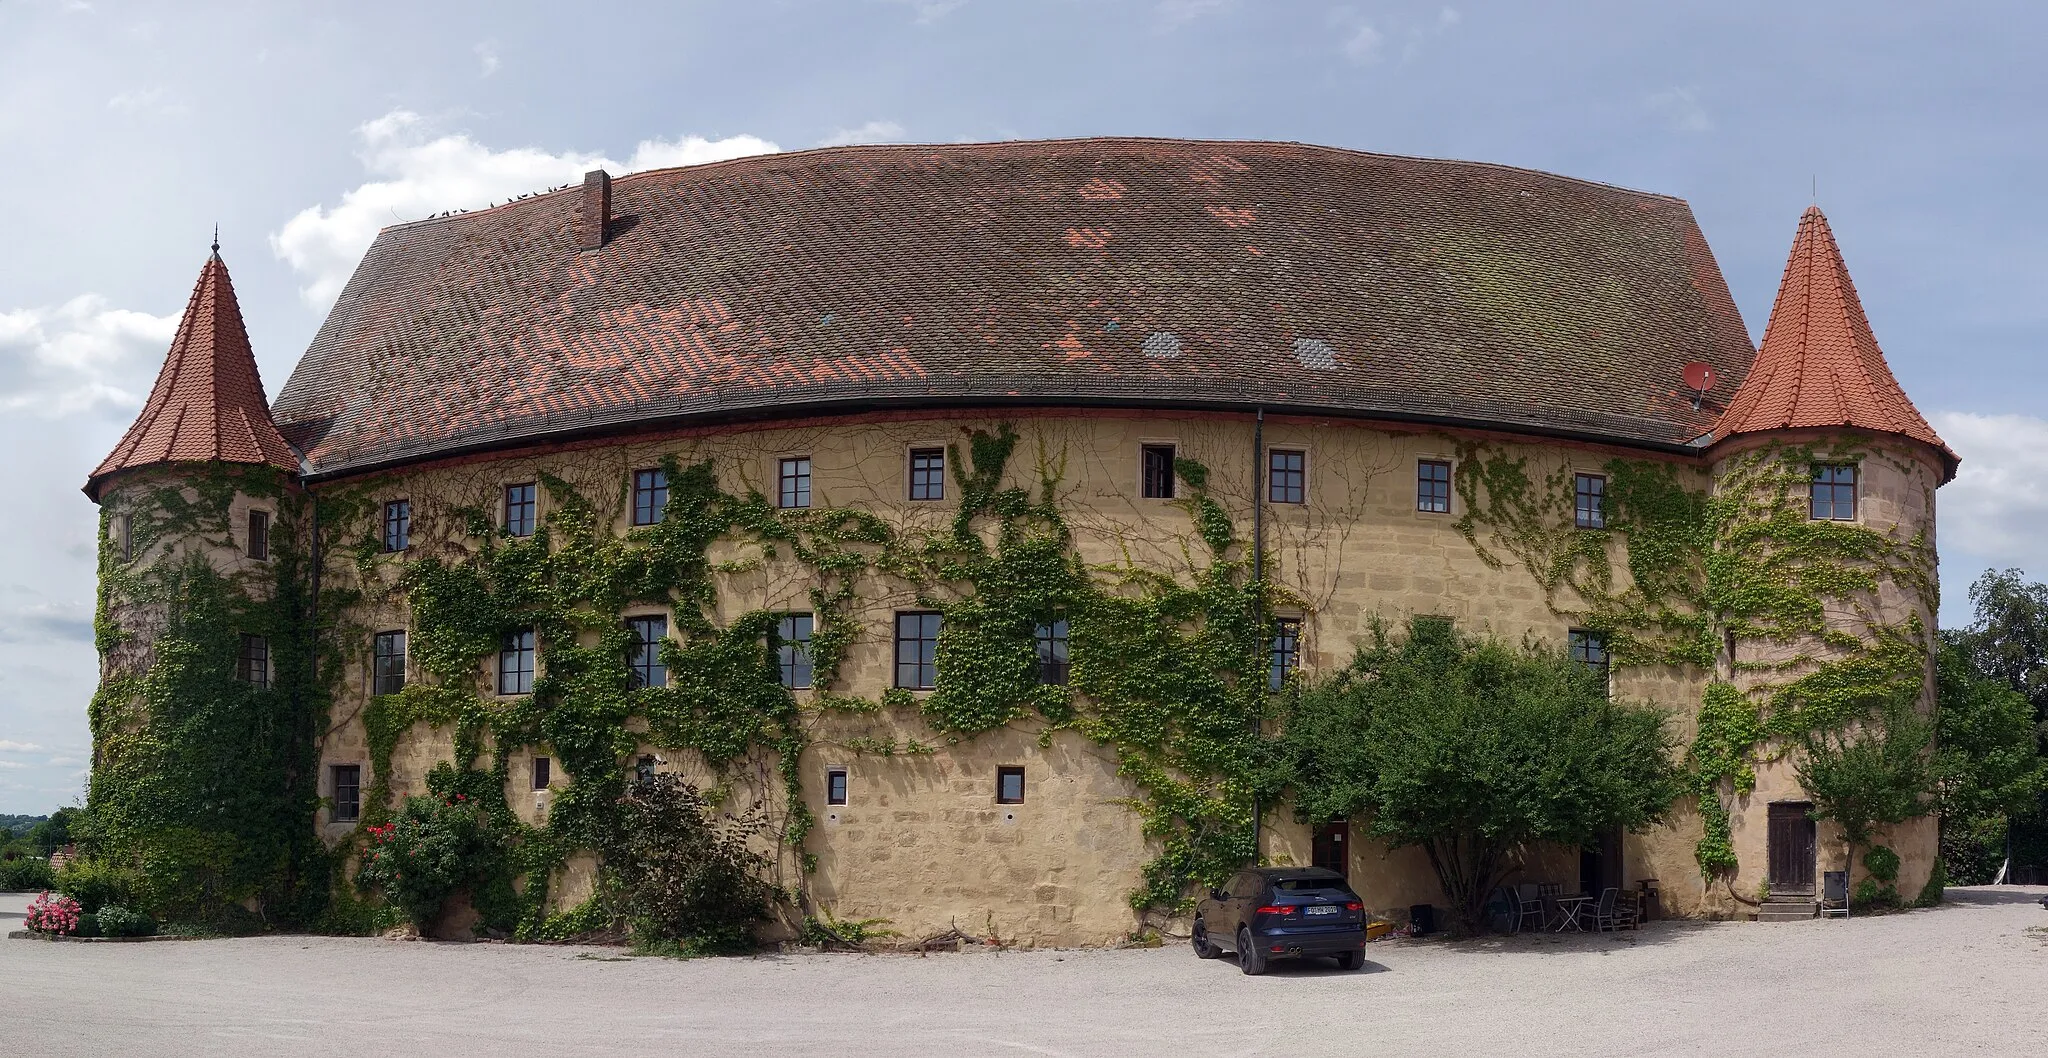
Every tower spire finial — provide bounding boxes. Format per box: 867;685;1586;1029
211;224;220;256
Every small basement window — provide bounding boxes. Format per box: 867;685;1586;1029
826;768;848;807
996;766;1026;805
533;756;551;790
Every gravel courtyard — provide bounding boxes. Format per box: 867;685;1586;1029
3;886;2044;1057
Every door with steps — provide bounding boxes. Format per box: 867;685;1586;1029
1767;801;1816;895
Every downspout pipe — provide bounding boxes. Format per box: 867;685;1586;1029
1250;408;1265;861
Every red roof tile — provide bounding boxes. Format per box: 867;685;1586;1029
1714;206;1955;476
86;252;299;499
272;138;1759;477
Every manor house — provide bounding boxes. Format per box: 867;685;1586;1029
87;139;1953;943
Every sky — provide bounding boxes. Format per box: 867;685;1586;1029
1;0;2043;813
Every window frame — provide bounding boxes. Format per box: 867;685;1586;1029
894;611;941;690
331;764;362;823
1573;473;1607;530
115;514;133;563
626;615;669;689
826;767;849;807
1568;628;1612;696
498;628;536;696
908;447;947;502
382;499;411;552
1417;458;1452;515
247;509;270;561
778;456;813;510
1035;618;1070;686
237;633;269;689
1810;464;1858;522
634;755;657;786
1140;443;1177;500
371;630;407;695
777;612;814;690
504;482;537;537
532;756;552;791
1269;617;1302;691
1267;448;1307;505
995;765;1026;805
632;468;670;526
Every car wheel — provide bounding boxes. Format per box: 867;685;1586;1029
1193;922;1222;959
1238;928;1266;976
1337;949;1365;971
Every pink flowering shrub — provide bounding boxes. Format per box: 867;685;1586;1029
353;794;504;929
25;891;83;935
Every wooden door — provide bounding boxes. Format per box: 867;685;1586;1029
1312;820;1348;879
1767;802;1816;894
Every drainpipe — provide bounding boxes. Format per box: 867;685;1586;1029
1250;408;1265;862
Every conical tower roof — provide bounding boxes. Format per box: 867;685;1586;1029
85;250;300;499
1714;206;1956;478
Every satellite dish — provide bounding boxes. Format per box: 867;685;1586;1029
1681;361;1715;393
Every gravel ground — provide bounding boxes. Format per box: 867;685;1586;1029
3;886;2045;1057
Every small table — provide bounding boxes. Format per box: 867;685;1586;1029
1553;894;1594;932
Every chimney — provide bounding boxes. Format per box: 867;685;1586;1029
579;169;612;251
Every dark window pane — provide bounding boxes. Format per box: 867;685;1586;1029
1418;460;1451;514
383;500;411;552
778;613;814;689
1569;629;1611;697
633;469;669;526
895;612;940;689
1811;465;1857;521
627;616;668;689
332;764;361;822
779;458;813;509
826;769;848;806
1035;619;1070;685
237;634;269;689
499;628;535;696
1574;474;1606;529
505;483;537;537
533;756;551;790
1269;618;1301;690
372;631;407;694
635;755;656;785
1268;450;1306;504
1141;445;1176;499
996;766;1026;805
909;448;946;501
247;510;269;560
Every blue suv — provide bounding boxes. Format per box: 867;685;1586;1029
1192;867;1367;974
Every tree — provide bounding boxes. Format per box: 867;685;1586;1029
1274;617;1683;935
602;775;774;955
1949;570;2048;872
1796;698;1935;904
28;808;75;856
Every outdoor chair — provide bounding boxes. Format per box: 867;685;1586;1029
1615;888;1640;930
1537;882;1564;929
1586;887;1621;932
1820;870;1850;919
1512;883;1545;933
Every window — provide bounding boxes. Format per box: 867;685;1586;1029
1268;449;1306;504
1418;459;1451;514
779;457;812;509
115;515;132;563
1569;629;1611;695
996;766;1026;805
237;634;269;689
635;755;656;785
1035;619;1070;685
499;628;535;696
1574;474;1606;529
332;765;361;823
826;768;849;807
1141;444;1177;499
909;448;946;501
372;631;406;694
633;469;669;526
778;613;814;689
247;509;270;561
505;483;536;537
533;756;551;790
627;616;668;689
894;611;941;689
1269;617;1302;690
1811;465;1857;521
382;500;411;552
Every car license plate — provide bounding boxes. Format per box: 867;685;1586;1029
1305;905;1339;916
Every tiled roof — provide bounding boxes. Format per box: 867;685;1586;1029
86;252;300;499
271;138;1759;476
1714;206;1956;476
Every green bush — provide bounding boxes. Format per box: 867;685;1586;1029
1862;844;1901;884
55;858;141;913
0;856;55;892
73;912;102;938
604;775;774;955
312;888;408;936
95;904;157;938
353;794;507;930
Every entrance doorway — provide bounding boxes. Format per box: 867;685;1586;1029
1580;828;1622;895
1767;802;1817;895
1312;819;1348;879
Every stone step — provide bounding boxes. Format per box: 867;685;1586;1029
1756;902;1818;922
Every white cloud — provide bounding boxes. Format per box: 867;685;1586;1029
270;111;779;311
1157;0;1231;26
1647;86;1713;133
0;296;178;418
475;40;500;77
45;756;80;767
1932;412;2048;579
106;88;186;117
882;0;965;24
0;741;46;753
817;120;909;148
0;761;24;769
1341;22;1383;63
